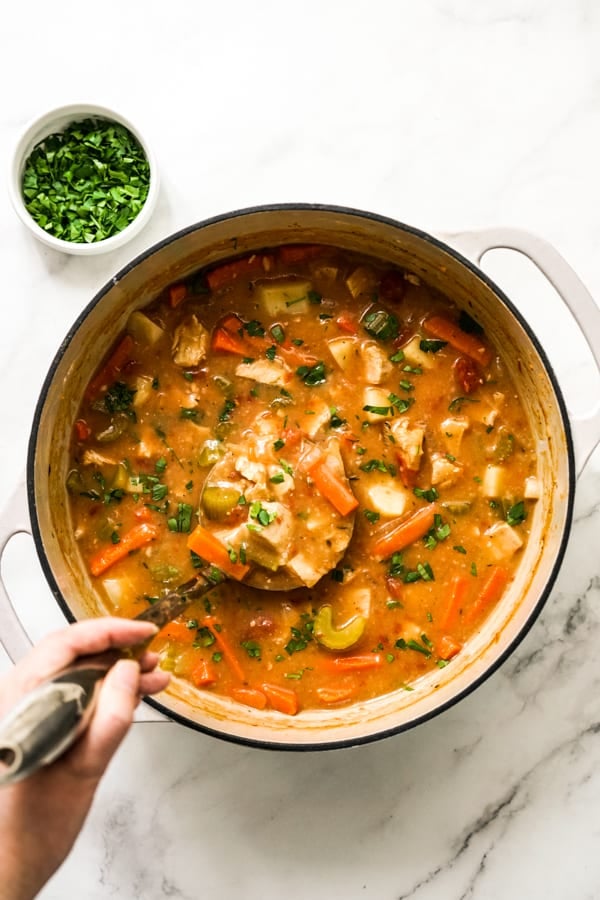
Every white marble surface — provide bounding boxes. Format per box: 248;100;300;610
1;1;600;897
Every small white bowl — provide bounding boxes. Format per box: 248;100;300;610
8;103;159;255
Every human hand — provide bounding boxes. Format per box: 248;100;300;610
0;617;170;900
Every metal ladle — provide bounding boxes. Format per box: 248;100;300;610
0;448;357;785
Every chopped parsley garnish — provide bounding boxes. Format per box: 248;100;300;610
402;364;423;375
363;509;381;523
453;545;467;554
155;457;167;473
273;438;285;451
104;382;137;420
265;345;277;360
363;404;391;416
270;472;285;484
388;393;414;414
218;399;236;422
506;500;527;526
244;319;265;337
285;616;315;655
419;339;447;353
413;486;439;502
167;502;193;533
395;637;432;657
241;640;261;660
389;349;405;363
296;360;327;385
249;501;277;527
21;117;151;243
359;458;396;476
423;514;451;549
399;380;414;392
329;408;347;428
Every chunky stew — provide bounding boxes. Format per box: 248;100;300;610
67;244;538;714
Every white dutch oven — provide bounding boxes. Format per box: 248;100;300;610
1;205;599;750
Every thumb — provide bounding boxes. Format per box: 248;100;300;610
68;659;141;779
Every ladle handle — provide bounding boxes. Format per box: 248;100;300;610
0;478;34;663
0;477;168;726
444;227;600;476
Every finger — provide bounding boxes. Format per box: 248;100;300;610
138;669;171;696
68;659;142;779
138;650;161;673
12;619;159;691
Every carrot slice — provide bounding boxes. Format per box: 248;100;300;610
440;575;470;631
315;685;357;704
371;504;438;560
206;254;273;291
187;525;250;581
307;456;359;517
191;658;217;687
437;635;462;661
89;522;159;577
211;326;249;356
261;683;299;715
168;283;188;307
423;316;491;367
231;687;268;710
203;617;245;681
278;244;323;264
85;334;135;401
133;505;154;522
321;654;385;673
464;566;509;624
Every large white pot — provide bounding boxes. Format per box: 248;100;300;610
2;205;599;749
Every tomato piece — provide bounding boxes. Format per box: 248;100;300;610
453;356;483;394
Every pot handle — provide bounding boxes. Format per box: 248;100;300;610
443;227;600;476
0;477;35;663
0;478;167;723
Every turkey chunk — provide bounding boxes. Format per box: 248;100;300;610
361;341;393;384
430;453;462;487
389;418;425;475
172;315;209;368
235;358;290;386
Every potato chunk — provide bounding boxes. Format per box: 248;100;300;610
256;278;313;316
328;337;358;372
484;522;523;561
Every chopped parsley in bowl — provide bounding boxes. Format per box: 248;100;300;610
9;104;159;255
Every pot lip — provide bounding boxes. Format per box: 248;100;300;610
25;202;576;751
